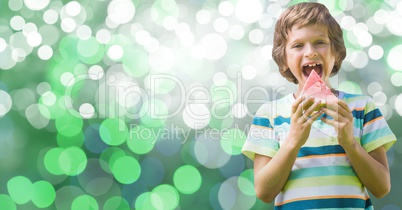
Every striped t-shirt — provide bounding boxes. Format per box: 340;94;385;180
242;91;396;210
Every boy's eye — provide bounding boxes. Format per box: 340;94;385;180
316;41;326;45
292;44;302;48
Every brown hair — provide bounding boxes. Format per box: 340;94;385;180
272;2;346;84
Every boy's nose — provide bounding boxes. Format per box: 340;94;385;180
304;44;318;58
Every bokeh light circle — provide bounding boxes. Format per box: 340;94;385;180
79;103;95;119
173;165;202;194
60;72;75;87
65;1;81;17
107;0;136;25
55;112;83;137
194;131;231;168
341;15;356;30
99;147;125;173
88;65;104;80
99;118;128;146
214;18;229;33
31;181;56;208
242;65;257;80
112;156;141;184
8;0;23;11
368;45;383;60
151;184;180;209
127;124;156;154
96;29;111;44
76;25;92;40
372;92;387;106
0;195;16;210
44;147;64;175
78;158;114;196
349;51;368;69
394;94;402;117
71;195;98;210
77;37;105;64
61;17;77;33
0;38;6;52
387;45;402;71
220;128;247;155
59;146;87;176
196;10;211;24
0;90;12;117
200;34;227;60
43;9;58;24
238;169;255;196
10;16;25;31
339;81;362;94
248;29;264;45
103;196;130;210
229;25;245;40
108;45;124;60
235;0;263;23
267;3;283;18
37;45;53;60
24;0;50;11
25;103;50;129
213;72;228;86
183;104;211;129
7;176;32;204
148;46;176;72
218;176;256;210
391;72;402;87
367;82;382;95
219;1;234;17
135;192;155;210
41;91;56;106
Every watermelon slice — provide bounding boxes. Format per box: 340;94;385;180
301;69;338;105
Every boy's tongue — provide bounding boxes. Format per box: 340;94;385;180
304;65;322;78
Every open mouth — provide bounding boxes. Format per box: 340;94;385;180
303;63;323;78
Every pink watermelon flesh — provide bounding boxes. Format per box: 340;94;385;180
301;69;337;104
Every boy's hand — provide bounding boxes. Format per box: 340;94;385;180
321;100;355;148
287;96;323;148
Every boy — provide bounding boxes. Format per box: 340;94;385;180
241;2;397;209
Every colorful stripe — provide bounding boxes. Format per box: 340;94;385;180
288;166;355;180
252;117;272;128
274;116;290;125
275;197;372;210
297;145;345;158
364;108;383;126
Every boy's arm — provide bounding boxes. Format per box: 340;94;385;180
254;141;299;203
343;144;390;198
322;100;391;198
254;96;323;203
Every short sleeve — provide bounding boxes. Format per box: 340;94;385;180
241;103;280;161
361;97;396;152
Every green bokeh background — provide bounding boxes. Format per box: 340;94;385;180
1;0;401;209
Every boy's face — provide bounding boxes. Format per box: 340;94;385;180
285;24;336;86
